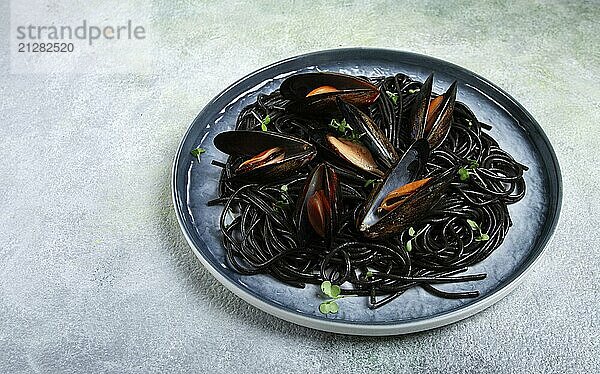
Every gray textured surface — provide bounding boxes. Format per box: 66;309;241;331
1;0;598;373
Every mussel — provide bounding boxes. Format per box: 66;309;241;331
325;134;384;178
280;72;380;113
295;163;341;247
236;147;285;174
357;140;456;239
409;74;458;149
320;97;399;178
213;130;317;182
336;97;399;169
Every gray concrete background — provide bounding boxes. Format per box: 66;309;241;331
1;1;598;373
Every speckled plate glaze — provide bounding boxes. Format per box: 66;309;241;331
172;48;561;336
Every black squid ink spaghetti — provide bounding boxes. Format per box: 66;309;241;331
205;72;527;312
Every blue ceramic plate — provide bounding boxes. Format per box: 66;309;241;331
172;49;561;335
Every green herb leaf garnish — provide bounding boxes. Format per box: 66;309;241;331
475;233;490;242
344;130;364;142
319;300;339;314
329;118;363;142
329;118;350;134
364;179;376;188
190;147;206;158
459;159;479;181
467;219;489;242
274;184;291;210
318;280;347;314
408;227;416;237
458;167;470;181
407;88;420;94
466;219;479;231
330;285;341;298
386;90;399;105
468;159;479;169
260;115;270;131
404;226;424;251
274;200;289;211
404;226;425;252
327;301;339;313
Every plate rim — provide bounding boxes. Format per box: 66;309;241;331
171;47;563;336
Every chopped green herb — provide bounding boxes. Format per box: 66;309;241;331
475;233;490;242
329;118;350;134
466;219;479;231
468;159;479;169
329;118;363;142
404;226;425;251
344;130;364;143
260;115;270;131
458;159;480;181
467;219;489;242
386;90;399;105
274;184;290;210
364;179;376;188
365;271;374;278
190;147;206;158
407;88;420;94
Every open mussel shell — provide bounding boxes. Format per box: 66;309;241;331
409;74;458;150
324;134;384;178
314;97;399;179
213;130;317;182
357;139;454;239
280;72;380;113
294;163;341;247
359;170;455;239
336;97;399;170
